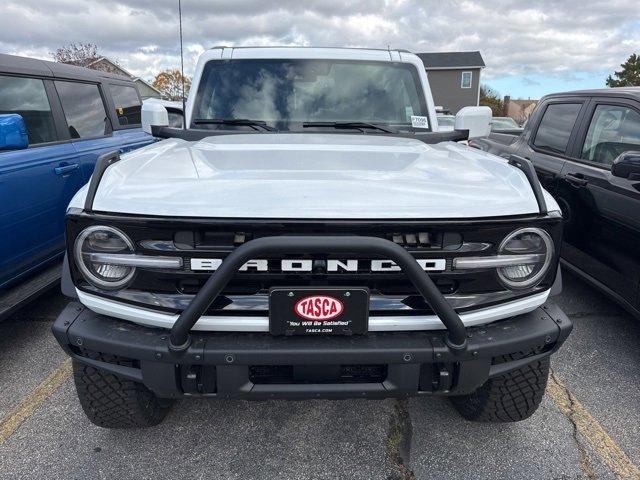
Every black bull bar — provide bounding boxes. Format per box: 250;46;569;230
169;236;469;352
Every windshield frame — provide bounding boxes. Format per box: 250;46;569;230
190;58;431;132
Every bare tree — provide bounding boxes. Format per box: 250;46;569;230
152;69;191;100
51;43;100;67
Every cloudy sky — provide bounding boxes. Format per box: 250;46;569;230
1;0;639;98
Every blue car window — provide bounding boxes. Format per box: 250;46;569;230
0;75;57;145
55;81;109;138
109;84;141;126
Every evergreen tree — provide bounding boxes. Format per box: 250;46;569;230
606;54;640;87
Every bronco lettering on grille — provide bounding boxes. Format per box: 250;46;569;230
189;258;447;272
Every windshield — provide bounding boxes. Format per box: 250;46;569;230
192;59;429;130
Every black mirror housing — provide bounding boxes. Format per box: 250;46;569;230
611;151;640;179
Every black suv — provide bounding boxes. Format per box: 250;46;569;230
471;88;640;318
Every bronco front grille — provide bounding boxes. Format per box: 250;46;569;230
66;211;564;314
176;228;462;251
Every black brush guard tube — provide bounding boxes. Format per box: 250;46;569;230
169;236;468;351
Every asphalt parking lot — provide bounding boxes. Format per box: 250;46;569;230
0;271;638;480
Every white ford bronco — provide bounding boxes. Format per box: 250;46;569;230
53;47;572;428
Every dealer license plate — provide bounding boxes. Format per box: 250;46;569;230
269;287;369;336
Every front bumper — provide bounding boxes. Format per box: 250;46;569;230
53;301;572;399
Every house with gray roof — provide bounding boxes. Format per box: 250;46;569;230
415;51;485;114
85;57;162;99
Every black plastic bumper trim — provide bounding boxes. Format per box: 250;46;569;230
53;301;572;399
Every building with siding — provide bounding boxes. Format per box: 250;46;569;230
85;57;162;99
415;51;485;114
132;77;163;100
503;96;538;124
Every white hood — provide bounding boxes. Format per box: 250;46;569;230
72;133;555;219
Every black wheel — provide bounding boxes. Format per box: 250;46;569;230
450;357;550;422
72;354;173;429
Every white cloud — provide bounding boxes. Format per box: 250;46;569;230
0;0;638;86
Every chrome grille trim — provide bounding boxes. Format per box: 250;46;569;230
87;253;183;269
77;289;550;332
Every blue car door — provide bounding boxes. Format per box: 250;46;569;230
106;82;155;156
54;80;123;182
54;80;153;183
0;75;84;288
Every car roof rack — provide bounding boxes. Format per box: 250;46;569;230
508;155;547;214
84;150;122;212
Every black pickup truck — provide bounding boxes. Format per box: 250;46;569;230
470;88;640;318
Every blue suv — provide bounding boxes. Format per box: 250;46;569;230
0;54;154;292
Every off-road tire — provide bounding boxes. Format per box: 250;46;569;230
450;356;550;422
72;355;173;428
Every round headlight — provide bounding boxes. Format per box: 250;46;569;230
74;226;135;289
497;228;554;289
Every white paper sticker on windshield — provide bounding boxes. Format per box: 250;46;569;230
411;115;429;129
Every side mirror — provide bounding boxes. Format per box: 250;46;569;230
141;102;169;135
611;151;640;179
455;106;492;139
166;108;185;129
0;114;29;150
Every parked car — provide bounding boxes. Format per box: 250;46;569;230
490;116;523;133
53;47;572;429
0;54;154;299
470;87;640;318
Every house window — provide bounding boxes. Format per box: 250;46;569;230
461;71;472;89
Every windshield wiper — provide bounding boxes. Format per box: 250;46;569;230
193;118;276;131
302;121;395;133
